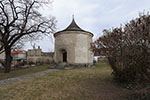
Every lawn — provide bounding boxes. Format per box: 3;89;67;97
0;63;132;100
0;64;54;80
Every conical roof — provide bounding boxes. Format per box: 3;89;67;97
63;18;85;31
54;17;93;37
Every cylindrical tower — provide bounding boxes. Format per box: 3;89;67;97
54;18;94;67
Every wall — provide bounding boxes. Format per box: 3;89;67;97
27;49;54;64
11;53;26;59
27;56;53;64
28;49;42;56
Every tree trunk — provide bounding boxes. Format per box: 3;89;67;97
4;47;12;73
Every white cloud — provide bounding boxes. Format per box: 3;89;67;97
24;0;150;51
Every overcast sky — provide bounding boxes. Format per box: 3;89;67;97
24;0;150;52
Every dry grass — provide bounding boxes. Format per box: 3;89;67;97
0;63;131;100
0;64;54;80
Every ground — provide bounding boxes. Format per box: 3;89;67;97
0;64;54;80
0;63;133;100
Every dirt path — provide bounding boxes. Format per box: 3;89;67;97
0;69;58;84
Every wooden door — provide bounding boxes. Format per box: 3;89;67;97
63;52;67;62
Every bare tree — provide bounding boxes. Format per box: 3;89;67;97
0;0;56;73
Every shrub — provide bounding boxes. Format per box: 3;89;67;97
95;13;150;83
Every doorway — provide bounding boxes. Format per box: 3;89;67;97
61;50;67;62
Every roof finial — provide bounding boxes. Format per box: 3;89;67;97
72;14;74;20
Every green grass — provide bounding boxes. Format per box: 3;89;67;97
0;63;131;100
94;63;109;68
0;64;54;80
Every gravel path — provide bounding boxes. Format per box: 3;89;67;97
0;69;58;85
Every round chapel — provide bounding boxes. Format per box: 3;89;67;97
54;18;94;67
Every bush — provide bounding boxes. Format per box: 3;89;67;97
95;13;150;83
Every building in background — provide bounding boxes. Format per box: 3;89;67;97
94;48;107;63
11;50;27;60
11;50;27;65
0;52;5;61
0;35;5;67
0;52;5;67
27;46;54;64
0;35;5;61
